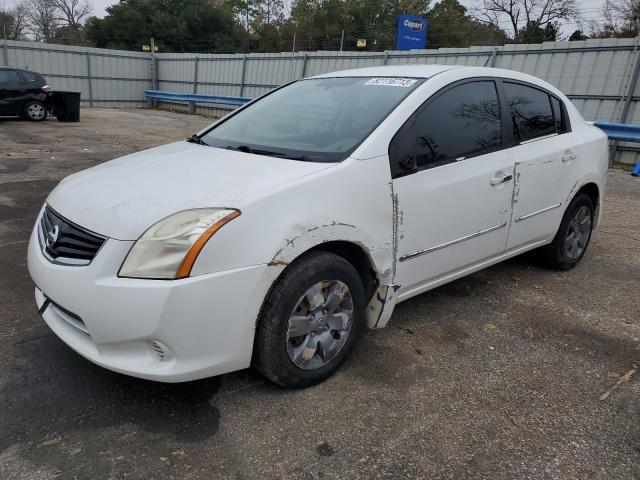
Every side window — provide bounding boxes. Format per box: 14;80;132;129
0;69;20;88
504;82;555;142
389;80;502;177
550;96;567;133
20;71;40;85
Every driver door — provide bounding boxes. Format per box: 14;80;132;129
390;79;515;296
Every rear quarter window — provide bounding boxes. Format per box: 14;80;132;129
550;96;568;133
20;71;46;85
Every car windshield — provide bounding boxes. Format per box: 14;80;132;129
201;77;423;162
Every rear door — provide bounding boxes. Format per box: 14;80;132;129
391;79;516;295
0;69;22;115
503;82;578;249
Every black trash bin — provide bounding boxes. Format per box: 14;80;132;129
48;91;81;122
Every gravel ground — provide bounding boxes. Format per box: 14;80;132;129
0;109;639;480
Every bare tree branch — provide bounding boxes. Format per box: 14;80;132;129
472;0;578;40
26;0;58;42
51;0;91;28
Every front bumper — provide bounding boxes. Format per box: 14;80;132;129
27;220;273;382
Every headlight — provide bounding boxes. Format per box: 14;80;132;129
119;208;240;279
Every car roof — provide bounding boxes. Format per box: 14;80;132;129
309;64;463;79
0;66;41;74
308;64;565;98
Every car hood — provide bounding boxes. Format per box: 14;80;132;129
47;141;334;240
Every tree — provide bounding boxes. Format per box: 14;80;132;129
593;0;640;37
1;2;29;40
568;29;588;40
52;0;91;28
12;1;30;39
0;2;29;40
427;0;507;48
86;0;244;52
517;20;559;42
288;0;350;51
27;0;59;42
473;0;578;42
1;9;15;38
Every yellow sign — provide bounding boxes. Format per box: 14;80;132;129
142;45;158;52
356;39;366;48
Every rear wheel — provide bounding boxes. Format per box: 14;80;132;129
541;193;594;270
255;251;365;388
24;101;47;122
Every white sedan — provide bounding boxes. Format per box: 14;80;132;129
28;65;608;387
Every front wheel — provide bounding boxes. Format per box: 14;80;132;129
24;101;47;122
255;251;365;388
540;192;594;270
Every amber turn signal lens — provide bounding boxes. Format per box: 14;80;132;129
175;210;241;279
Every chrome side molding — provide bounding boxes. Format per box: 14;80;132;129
399;222;507;262
514;203;562;223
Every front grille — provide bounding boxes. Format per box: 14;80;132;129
38;205;106;266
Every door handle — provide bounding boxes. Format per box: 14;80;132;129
562;151;576;163
490;173;513;185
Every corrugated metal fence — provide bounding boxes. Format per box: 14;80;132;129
1;40;151;107
2;37;639;164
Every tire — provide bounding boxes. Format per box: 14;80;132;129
24;101;47;122
255;251;366;388
540;193;594;270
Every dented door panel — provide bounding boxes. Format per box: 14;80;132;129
393;149;515;296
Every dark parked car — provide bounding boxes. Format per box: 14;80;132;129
0;67;50;121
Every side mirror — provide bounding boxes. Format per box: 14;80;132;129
399;155;417;171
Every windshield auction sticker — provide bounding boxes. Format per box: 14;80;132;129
364;78;418;87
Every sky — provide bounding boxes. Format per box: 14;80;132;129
4;0;607;40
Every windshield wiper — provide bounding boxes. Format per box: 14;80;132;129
225;145;315;161
282;154;309;161
226;145;288;157
187;134;208;146
227;144;254;154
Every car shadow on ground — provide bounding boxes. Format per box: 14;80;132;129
2;333;226;450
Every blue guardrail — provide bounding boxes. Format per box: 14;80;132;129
593;122;640;176
144;90;252;107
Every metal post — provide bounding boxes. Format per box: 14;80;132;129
150;38;156;88
620;46;640;124
148;38;156;107
239;55;248;97
291;33;296;80
193;57;199;94
301;54;309;78
340;30;345;51
2;26;8;66
383;52;389;65
85;52;93;107
489;47;498;67
154;56;159;90
613;36;640;165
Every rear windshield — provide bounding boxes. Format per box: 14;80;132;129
201;77;423;162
